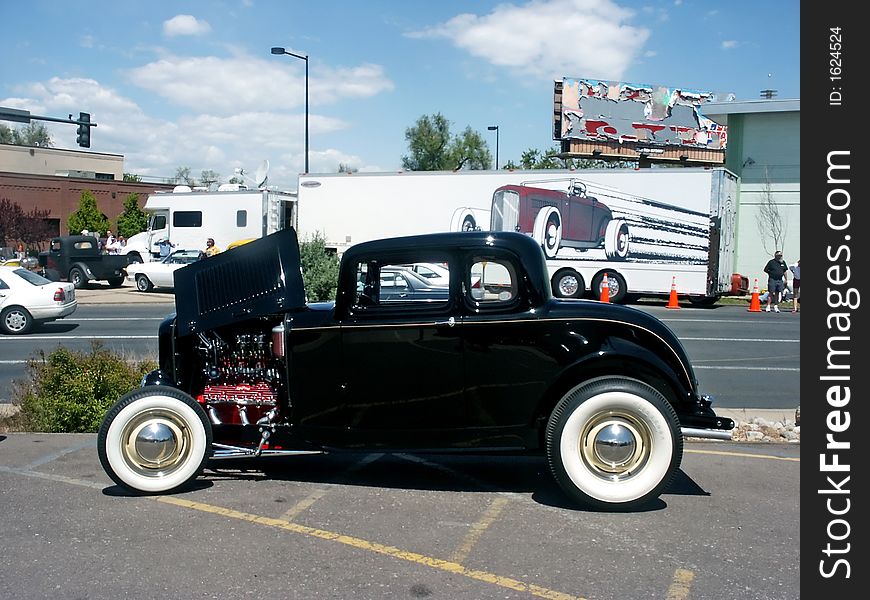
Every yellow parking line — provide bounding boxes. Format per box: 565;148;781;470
450;496;510;564
155;495;585;600
665;568;694;600
281;489;328;522
686;448;799;462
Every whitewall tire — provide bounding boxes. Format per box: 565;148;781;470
546;377;681;509
98;386;212;494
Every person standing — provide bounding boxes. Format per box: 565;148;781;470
157;237;175;259
204;238;221;257
763;250;788;313
789;258;800;313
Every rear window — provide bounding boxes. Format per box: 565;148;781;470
13;268;51;286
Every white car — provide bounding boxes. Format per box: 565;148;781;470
402;262;451;286
125;249;204;292
0;266;77;334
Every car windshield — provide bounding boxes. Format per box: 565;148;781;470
13;268;51;286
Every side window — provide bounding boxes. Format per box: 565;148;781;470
51;241;61;251
468;258;518;304
173;211;203;227
0;278;8;290
152;215;167;230
236;210;247;227
351;257;451;311
73;240;95;250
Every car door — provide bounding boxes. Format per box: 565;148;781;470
459;250;558;448
150;255;177;287
339;254;464;447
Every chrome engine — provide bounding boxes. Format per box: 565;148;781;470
194;326;285;427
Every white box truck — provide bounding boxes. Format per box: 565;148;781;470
121;184;297;263
296;168;741;304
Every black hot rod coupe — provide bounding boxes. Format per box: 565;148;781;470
98;228;733;509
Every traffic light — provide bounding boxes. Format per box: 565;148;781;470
76;112;91;148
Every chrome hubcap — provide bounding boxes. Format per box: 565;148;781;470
121;409;191;476
559;276;578;296
580;412;651;480
5;311;26;331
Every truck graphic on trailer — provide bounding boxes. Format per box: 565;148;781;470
490;180;628;260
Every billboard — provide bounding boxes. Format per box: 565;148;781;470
557;77;732;153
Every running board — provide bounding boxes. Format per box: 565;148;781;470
211;443;324;460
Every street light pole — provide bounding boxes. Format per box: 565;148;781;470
487;125;499;170
271;46;309;174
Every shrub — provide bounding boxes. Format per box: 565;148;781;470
13;342;157;433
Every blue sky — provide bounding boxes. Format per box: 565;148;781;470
1;0;799;191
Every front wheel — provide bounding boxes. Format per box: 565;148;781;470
69;267;87;289
545;377;682;510
604;219;630;260
534;206;562;258
551;268;585;299
97;386;212;494
136;274;153;292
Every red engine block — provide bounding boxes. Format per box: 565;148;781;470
196;382;278;426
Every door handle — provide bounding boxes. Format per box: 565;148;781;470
435;317;456;327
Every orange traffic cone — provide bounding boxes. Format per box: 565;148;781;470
599;273;610;303
666;276;680;309
748;278;762;312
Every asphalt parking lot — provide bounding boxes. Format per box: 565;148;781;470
1;433;799;600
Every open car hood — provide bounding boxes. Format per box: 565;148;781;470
173;228;306;337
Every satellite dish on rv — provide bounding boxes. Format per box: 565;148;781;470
254;160;270;189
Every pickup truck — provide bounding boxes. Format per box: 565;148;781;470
97;227;733;510
38;235;130;288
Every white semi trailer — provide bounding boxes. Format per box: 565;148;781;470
296;168;742;304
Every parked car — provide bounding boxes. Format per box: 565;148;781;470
125;249;204;292
0;266;77;334
38;235;131;288
97;228;733;510
376;266;450;302
402;262;450;286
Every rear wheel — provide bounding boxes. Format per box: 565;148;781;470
1;306;34;335
591;270;628;304
97;386;212;494
136;274;153;292
545;376;682;510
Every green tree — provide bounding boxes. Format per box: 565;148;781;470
402;113;492;171
338;163;358;173
123;173;142;182
116;193;148;239
503;146;635;170
67;190;110;236
0;122;54;147
299;231;340;302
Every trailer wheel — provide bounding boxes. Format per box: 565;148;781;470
551;268;585;299
604;220;630;260
689;295;719;307
534;207;562;258
592;270;627;304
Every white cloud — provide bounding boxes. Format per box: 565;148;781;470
127;54;393;115
721;40;739;50
407;0;649;81
163;15;212;37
